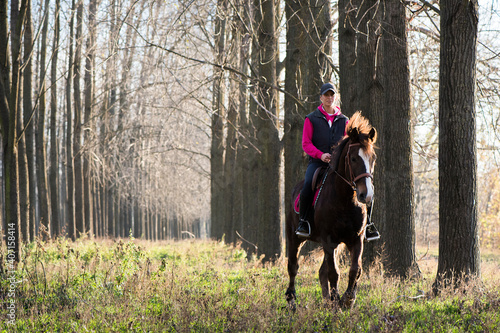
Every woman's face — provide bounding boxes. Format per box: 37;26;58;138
320;91;336;107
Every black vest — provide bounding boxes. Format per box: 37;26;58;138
306;108;348;162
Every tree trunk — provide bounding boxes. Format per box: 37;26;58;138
19;0;32;243
0;0;9;94
434;0;480;291
83;0;95;235
107;187;114;237
210;0;227;241
141;199;147;239
0;0;28;261
114;195;120;238
49;0;60;238
73;0;84;237
12;0;27;249
284;0;305;237
234;0;253;253
133;198;140;237
92;178;99;237
242;2;261;256
18;71;29;244
37;0;51;238
255;0;281;260
23;1;36;242
302;0;333;104
59;140;67;232
99;181;106;237
381;0;419;278
66;0;76;241
2;97;20;260
222;18;241;245
339;0;384;267
285;0;333;254
338;0;357;114
117;4;138;239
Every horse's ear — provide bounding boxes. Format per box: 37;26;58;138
351;127;359;140
369;127;377;143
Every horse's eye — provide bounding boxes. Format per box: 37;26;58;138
351;157;356;162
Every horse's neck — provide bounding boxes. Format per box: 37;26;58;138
330;150;356;203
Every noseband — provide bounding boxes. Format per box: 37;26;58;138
335;143;373;191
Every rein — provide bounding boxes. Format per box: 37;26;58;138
334;142;373;191
314;165;330;208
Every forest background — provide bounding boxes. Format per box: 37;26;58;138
0;0;499;273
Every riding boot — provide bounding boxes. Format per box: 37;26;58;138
296;194;312;238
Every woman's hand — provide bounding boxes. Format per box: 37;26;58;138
321;153;331;163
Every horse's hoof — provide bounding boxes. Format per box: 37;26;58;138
330;292;341;304
285;287;296;302
340;292;356;309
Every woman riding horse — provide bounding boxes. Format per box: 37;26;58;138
286;108;378;309
295;83;380;241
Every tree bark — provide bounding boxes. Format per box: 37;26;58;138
285;0;333;254
73;0;84;237
0;0;28;261
18;77;29;244
49;0;60;238
339;0;385;267
210;0;227;241
0;0;9;96
338;0;357;115
66;0;76;240
117;3;138;238
19;0;32;243
434;0;480;291
284;0;304;235
302;0;333;104
382;0;419;278
37;0;51;238
23;0;35;242
234;0;251;249
222;15;241;245
83;0;96;235
254;0;281;260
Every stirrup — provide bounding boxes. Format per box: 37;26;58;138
365;223;380;242
295;220;311;238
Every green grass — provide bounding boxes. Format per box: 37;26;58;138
1;238;499;332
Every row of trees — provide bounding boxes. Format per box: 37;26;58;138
208;0;493;288
1;0;213;262
1;0;498;287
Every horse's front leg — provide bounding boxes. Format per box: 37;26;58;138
320;245;340;304
340;238;363;309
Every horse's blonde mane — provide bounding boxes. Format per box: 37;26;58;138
329;111;376;171
346;111;373;137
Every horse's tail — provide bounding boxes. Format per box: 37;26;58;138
334;243;347;267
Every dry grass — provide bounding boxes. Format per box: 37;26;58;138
0;238;499;332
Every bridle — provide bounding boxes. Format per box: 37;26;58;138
334;142;373;191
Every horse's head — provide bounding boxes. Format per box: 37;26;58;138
344;112;377;204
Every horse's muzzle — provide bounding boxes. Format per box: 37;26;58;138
356;178;374;204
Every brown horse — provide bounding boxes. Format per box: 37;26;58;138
285;111;377;309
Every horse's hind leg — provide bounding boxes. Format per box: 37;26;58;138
340;239;363;309
286;236;300;303
319;256;329;299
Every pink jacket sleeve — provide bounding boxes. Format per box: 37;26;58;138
302;118;324;160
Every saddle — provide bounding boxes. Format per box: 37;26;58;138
311;166;328;191
294;166;328;214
